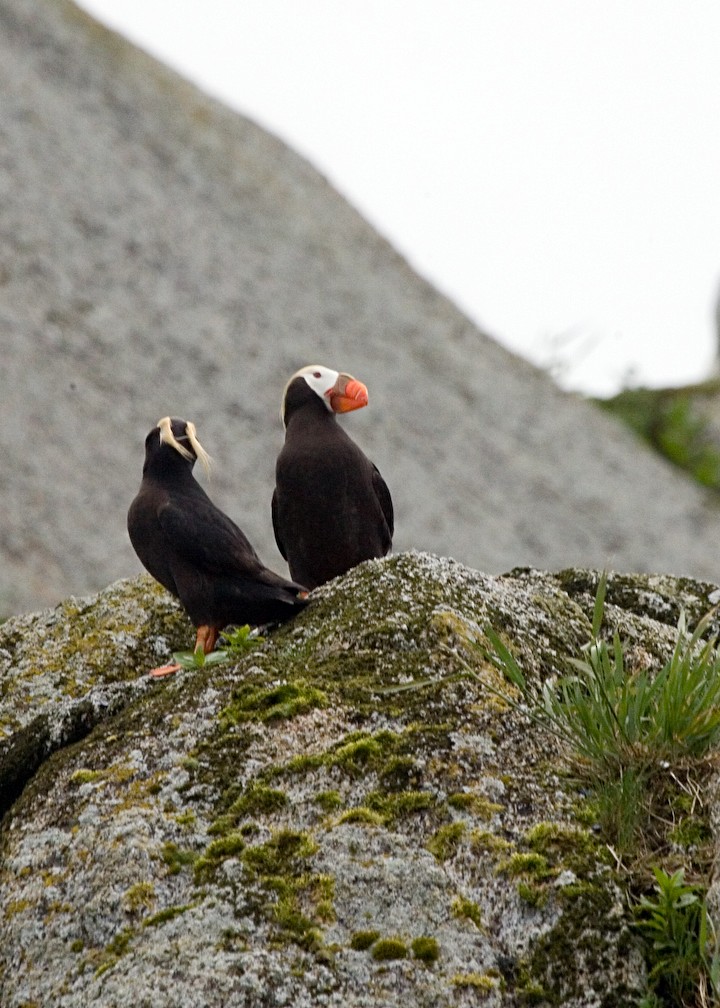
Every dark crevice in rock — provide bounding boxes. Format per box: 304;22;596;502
0;679;152;817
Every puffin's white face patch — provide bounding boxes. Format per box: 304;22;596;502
300;365;340;405
281;364;339;423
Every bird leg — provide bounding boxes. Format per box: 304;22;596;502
148;625;221;679
194;624;220;655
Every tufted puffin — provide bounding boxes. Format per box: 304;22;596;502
128;416;308;676
272;365;393;590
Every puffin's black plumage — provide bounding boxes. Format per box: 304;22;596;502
128;417;307;670
272;366;393;590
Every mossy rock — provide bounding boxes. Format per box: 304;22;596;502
0;551;688;1006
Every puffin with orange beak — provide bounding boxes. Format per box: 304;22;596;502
128;416;308;676
272;365;393;589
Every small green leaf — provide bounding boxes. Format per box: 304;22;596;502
171;647;228;669
221;624;265;655
484;626;526;691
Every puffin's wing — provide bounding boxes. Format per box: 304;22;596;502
157;498;264;577
372;464;394;548
271;488;288;562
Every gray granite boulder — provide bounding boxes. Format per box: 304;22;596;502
2;0;720;616
4;551;715;1005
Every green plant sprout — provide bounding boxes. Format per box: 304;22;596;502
172;624;264;670
635;867;720;1005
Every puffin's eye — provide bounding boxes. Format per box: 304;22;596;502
313;371;321;379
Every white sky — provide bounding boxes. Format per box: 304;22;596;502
78;0;720;396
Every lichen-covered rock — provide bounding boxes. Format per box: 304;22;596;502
0;574;192;813
2;551;716;1006
0;574;191;733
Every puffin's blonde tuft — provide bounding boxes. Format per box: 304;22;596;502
185;420;212;477
157;416;212;476
157;416;191;460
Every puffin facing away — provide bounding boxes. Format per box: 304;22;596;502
272;365;393;590
128;417;308;676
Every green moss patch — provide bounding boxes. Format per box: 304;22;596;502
69;768;102;786
221;680;328;725
142;904;193;928
242;829;318;876
122;882;155;915
333;732;391;772
451;972;497;992
516;882;619;1004
315;790;343;812
366;789;435;822
427;822;466;861
451;895;483;930
350;929;381;950
337;807;385;827
447;791;503;819
194;832;247;883
525;822;601;868
496;852;551;880
470;829;514;856
159;842;198;876
227;783;288;820
411;936;440;963
378;755;421;790
93;926;135;978
231;829;331;948
371;937;408;961
517;881;548;908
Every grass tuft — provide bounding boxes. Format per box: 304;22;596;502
485;575;720;855
484;572;720;1006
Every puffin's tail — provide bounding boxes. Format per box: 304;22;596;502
251;570;310;620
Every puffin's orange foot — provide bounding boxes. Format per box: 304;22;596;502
146;626;220;678
195;625;220;654
148;662;182;678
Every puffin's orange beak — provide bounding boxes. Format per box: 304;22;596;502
329;375;369;413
